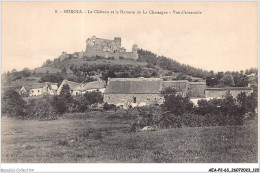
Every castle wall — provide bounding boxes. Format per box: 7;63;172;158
84;36;138;60
84;50;135;59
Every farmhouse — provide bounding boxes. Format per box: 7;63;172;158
29;82;58;97
57;80;106;96
205;87;253;99
104;78;164;109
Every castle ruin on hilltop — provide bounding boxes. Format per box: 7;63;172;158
84;36;138;59
59;36;138;60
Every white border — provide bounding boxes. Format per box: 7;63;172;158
1;0;259;172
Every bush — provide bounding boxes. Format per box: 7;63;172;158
161;87;194;115
108;57;115;60
103;103;116;110
69;96;88;113
25;96;57;120
83;90;103;105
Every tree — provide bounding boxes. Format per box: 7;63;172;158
2;89;26;117
206;76;218;87
220;74;234;87
52;84;72;114
102;69;116;82
161;87;194;115
237;92;257;114
83;90;103;105
69;96;88;113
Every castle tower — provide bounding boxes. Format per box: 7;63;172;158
114;37;121;47
114;37;121;52
132;44;138;59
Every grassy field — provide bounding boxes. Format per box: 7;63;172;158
1;111;258;163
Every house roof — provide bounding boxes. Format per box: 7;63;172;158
31;83;47;89
105;78;162;94
62;80;81;90
205;87;253;91
44;82;58;85
61;80;105;91
189;82;207;85
66;68;74;74
75;81;106;91
20;86;32;91
31;82;58;89
162;80;189;92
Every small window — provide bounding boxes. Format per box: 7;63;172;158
133;97;137;103
38;90;40;93
155;98;157;100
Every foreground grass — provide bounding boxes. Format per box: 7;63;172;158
1;112;258;163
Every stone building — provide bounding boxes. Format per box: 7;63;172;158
104;78;164;109
84;36;138;60
205;87;253;99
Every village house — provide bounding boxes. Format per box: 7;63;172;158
205;87;253;99
29;82;58;97
104;78;164;109
19;86;31;97
57;80;106;96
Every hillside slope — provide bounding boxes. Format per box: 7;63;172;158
1;49;216;88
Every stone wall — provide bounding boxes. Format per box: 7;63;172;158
104;93;163;109
205;88;253;99
188;83;207;98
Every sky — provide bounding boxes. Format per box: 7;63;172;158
2;1;258;73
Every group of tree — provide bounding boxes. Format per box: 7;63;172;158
154;86;258;128
52;84;103;114
138;49;211;79
56;63;158;82
245;68;258;75
39;72;64;85
101;66;158;82
206;71;249;87
2;84;103;119
3;68;31;85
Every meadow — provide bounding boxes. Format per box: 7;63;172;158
1;111;258;163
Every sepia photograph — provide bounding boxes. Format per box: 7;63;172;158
1;1;259;172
